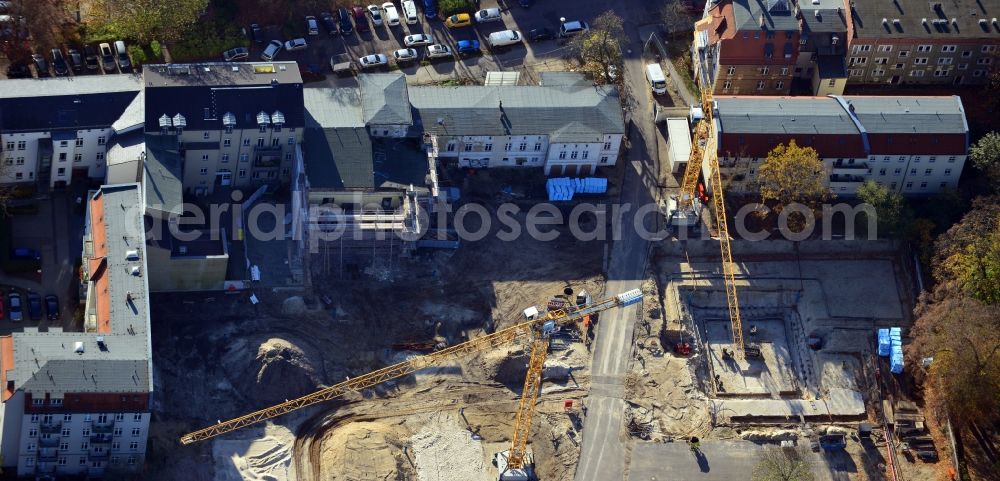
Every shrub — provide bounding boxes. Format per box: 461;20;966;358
438;0;474;17
150;40;162;59
127;45;147;66
169;19;247;62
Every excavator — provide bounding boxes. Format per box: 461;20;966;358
180;289;643;480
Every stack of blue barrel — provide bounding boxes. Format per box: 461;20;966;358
877;327;905;374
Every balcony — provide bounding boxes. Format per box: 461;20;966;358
88;449;110;459
253;146;283;166
38;436;59;447
92;423;114;434
832;161;868;173
829;174;866;183
90;433;113;444
39;422;62;433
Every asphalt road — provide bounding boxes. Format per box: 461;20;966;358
627;441;854;481
573;1;668;480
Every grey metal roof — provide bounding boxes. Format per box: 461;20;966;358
539;72;591;87
304;88;364;128
842;96;967;134
144;135;184;216
714;97;861;135
409;84;624;138
850;0;1000;39
799;0;849;33
112;89;145;134
731;0;800;31
106;129;145;167
12;184;152;397
359;73;413;126
143;62;302;88
304;128;427;191
0;76;141;132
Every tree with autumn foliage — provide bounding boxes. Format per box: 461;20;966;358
568;11;625;85
85;0;208;44
756;140;830;213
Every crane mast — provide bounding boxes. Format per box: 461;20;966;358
180;289;642;446
678;88;745;354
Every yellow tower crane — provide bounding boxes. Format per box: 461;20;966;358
677;87;746;355
180;289;643;478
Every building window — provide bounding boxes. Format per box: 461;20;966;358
113;427;122;436
58;457;67;466
917;45;932;53
57;168;65;176
128;456;137;465
534;143;542;151
570;151;579;159
727;66;735;75
33;398;43;406
446;142;456;152
284;152;292;161
256;138;264;147
938;57;953;65
941;45;957;53
878;45;893;52
906;182;913;189
893;63;904;69
14;172;21;180
239;153;249;162
934;68;951;77
977;57;993;65
4;141;13;150
925;169;932;175
221;154;230;162
874;57;888;65
756;80;765;90
202;131;210;139
973;69;986;77
288;137;295;145
61;427;71;436
243;138;251;146
269;137;279;147
129;441;139;450
238;169;247;178
958;63;968;70
97;136;106;145
16;140;26;150
259;125;267;133
913;58;928;65
60;441;69;450
879;168;886;176
759;67;769;75
910;168;917;175
64;414;72;421
519;142;527;151
224;139;231;147
848;57;867;65
201;154;209;161
81;441;89;450
723;80;732;89
58;152;67;161
503;142;512;151
82;428;90;436
74;153;82;162
981;45;998;53
920;182;928;188
894;168;902;175
910;70;925;77
112;441;121;450
898;50;909;58
75;137;84;147
827;79;836;87
581;151;589;159
199;168;208;175
115;413;125;422
944;169;952;175
29;428;37;437
225;126;233;134
464;144;473;152
600;156;610;164
775;80;784;89
484;143;493;151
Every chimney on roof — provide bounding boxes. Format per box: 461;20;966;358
271;78;279;86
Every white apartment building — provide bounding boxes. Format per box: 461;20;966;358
711;95;969;196
0;76;142;188
1;183;152;477
142;62;305;195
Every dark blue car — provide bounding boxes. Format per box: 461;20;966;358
423;0;436;19
26;292;42;321
457;39;480;56
11;247;41;261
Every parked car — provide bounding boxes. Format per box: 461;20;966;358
11;247;41;261
284;38;308;51
358;53;388;68
99;42;116;71
487;30;522;48
250;23;263;43
45;295;59;321
26;292;41;321
382;2;400;26
0;292;5;319
338;8;353;34
320;12;337;33
0;1;11;12
83;44;99;69
223;47;249;61
392;48;418;63
352;7;370;32
367;4;383;26
519;0;533;6
50;48;68;76
422;0;437;19
8;292;22;322
404;33;434;47
6;62;30;78
528;27;554;42
261;39;283;60
426;44;452;59
31;53;49;77
456;39;480;56
444;13;471;28
474;8;502;23
401;0;418;24
559;20;589;37
67;48;83;72
114;40;130;69
306;15;319;35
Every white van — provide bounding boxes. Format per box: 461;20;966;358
402;0;418;24
488;29;521;48
382;2;400;26
645;63;667;95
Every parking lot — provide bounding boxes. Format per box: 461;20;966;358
249;0;641;86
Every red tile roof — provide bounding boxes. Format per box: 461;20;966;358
1;335;14;401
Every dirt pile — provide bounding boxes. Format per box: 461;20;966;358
318;421;412;481
411;412;488;481
227;337;325;406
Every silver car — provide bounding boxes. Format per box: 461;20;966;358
359;53;388;68
426;44;452;59
404;33;434;47
392;48;418;63
261;40;283;61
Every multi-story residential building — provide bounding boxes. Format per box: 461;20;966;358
142;62;305;195
0;76;141;187
693;0;801;96
846;0;1000;86
711;95;968;195
0;182;152;477
795;0;849;95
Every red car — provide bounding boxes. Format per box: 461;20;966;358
352;7;369;32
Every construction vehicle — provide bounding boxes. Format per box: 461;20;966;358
677;84;746;355
180;289;643;480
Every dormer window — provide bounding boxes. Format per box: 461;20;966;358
172;113;186;134
271;111;285;132
223;112;236;134
256;111;270;133
158;114;172;133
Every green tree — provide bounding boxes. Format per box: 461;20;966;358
752;446;815;481
911;296;1000;424
569;11;625;85
931;196;1000;289
757;140;830;212
970;131;1000;184
86;0;208;44
856;180;911;237
945;221;1000;304
438;0;474;17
